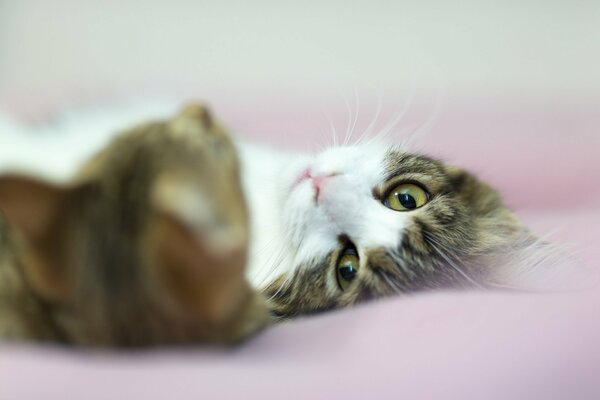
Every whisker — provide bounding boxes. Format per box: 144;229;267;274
387;247;420;279
423;232;484;288
311;132;330;153
264;250;292;302
404;51;445;147
320;107;339;148
375;268;403;295
341;90;354;146
347;86;360;145
367;67;417;145
267;230;311;300
253;218;298;293
356;87;384;146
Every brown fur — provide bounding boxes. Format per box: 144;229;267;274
0;104;269;347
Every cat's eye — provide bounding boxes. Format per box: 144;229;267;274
384;183;429;211
336;248;359;290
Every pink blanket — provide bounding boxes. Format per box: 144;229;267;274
1;285;599;400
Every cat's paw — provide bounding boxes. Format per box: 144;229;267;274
169;102;231;143
151;103;269;342
0;103;267;347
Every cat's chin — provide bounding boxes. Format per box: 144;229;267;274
288;178;317;210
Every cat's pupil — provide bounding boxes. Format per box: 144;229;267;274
339;265;357;281
398;193;417;209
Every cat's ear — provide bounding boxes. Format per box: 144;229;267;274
148;173;250;322
444;165;504;216
444;167;598;291
0;175;76;302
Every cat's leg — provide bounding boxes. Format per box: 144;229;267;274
150;103;270;342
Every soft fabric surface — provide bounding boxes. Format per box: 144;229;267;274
1;289;599;400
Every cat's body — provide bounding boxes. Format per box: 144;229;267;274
0;100;558;345
0;104;268;346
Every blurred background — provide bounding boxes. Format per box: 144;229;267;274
1;1;599;215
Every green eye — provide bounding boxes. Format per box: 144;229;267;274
384;183;429;211
336;248;359;290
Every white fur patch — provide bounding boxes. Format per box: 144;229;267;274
241;142;410;289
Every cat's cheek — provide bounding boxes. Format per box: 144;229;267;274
316;178;367;227
285;181;318;220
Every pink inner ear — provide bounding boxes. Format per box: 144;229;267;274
0;176;68;240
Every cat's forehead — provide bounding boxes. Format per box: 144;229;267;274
383;150;446;179
313;143;388;177
314;144;448;184
380;149;455;197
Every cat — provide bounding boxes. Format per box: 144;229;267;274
239;138;539;317
0;104;269;347
0;100;560;345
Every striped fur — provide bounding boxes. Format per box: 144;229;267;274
265;149;532;318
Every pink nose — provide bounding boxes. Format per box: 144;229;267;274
311;173;338;201
311;175;329;190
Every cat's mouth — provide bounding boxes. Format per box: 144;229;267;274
291;167;342;205
292;167;312;189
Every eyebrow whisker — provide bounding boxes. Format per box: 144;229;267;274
375;268;403;295
423;232;484;288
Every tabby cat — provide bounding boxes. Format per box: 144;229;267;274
240;136;537;317
0;101;549;346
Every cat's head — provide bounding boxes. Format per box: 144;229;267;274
266;142;542;317
0;104;268;346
